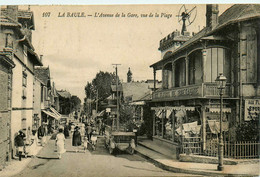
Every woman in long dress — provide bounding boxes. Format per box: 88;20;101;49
56;128;66;159
72;126;81;152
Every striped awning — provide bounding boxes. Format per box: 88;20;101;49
42;110;60;120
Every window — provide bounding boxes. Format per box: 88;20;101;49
205;48;231;83
175;58;186;87
22;71;27;87
188;50;202;85
21;118;27;131
5;33;13;48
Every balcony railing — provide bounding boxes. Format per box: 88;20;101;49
152;83;232;101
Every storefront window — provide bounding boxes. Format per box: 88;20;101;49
154;107;201;144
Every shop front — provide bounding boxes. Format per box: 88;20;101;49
150;98;234;158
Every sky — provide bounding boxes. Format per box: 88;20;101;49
15;4;232;102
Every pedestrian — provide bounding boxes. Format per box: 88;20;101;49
30;129;38;157
80;124;85;137
101;122;106;136
63;124;70;138
25;127;32;158
38;124;46;146
86;124;92;141
72;126;81;152
56;128;66;159
83;136;89;153
14;130;26;161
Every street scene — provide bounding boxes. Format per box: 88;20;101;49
0;3;260;177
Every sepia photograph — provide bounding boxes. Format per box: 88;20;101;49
0;2;259;176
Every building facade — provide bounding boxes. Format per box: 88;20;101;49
0;43;15;167
0;6;43;158
150;4;260;157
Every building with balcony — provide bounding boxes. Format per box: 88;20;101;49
0;6;43;158
150;4;260;156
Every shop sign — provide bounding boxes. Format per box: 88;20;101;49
244;99;260;121
152;85;201;100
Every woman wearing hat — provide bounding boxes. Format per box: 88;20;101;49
72;126;81;152
56;127;66;159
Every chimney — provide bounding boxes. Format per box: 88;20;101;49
6;5;18;22
206;4;219;29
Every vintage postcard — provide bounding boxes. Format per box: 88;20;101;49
0;3;259;177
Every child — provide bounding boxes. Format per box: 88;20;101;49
83;136;88;153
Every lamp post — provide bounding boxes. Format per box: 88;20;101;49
215;73;227;171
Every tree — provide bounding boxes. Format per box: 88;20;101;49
91;71;118;100
71;95;81;111
85;71;118;100
236;116;259;141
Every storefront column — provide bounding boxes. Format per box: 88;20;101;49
185;57;189;86
201;106;206;151
202;49;207;82
152;110;155;136
162;110;165;138
172;62;175;88
172;110;175;142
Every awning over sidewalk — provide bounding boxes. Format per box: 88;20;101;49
129;101;146;106
208;120;229;134
42;109;61;120
50;107;61;118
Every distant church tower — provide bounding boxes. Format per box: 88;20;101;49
127;67;132;83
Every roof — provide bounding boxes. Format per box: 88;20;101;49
111;85;123;92
136;91;152;101
216;4;260;31
57;90;71;98
151;4;260;68
34;67;50;86
1;8;34;30
121;82;151;102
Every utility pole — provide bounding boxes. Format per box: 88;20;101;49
96;89;98;112
112;64;121;131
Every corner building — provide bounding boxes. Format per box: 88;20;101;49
150;4;260;157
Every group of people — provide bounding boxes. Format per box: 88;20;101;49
55;123;99;159
14;126;39;161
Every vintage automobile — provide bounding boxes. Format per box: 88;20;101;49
105;131;136;155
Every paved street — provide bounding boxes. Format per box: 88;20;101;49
11;135;194;177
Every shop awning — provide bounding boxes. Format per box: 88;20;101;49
93;110;105;119
208;120;229;134
129;101;145;106
208;107;231;113
42;110;60;120
50;107;62;118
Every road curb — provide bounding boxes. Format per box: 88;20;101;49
135;149;252;177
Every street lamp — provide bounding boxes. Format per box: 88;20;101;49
215;73;227;171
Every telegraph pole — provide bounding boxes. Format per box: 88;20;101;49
112;64;121;131
96;89;98;112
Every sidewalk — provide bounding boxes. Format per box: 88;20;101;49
0;136;51;177
136;140;260;176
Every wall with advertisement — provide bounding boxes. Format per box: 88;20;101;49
244;99;260;121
